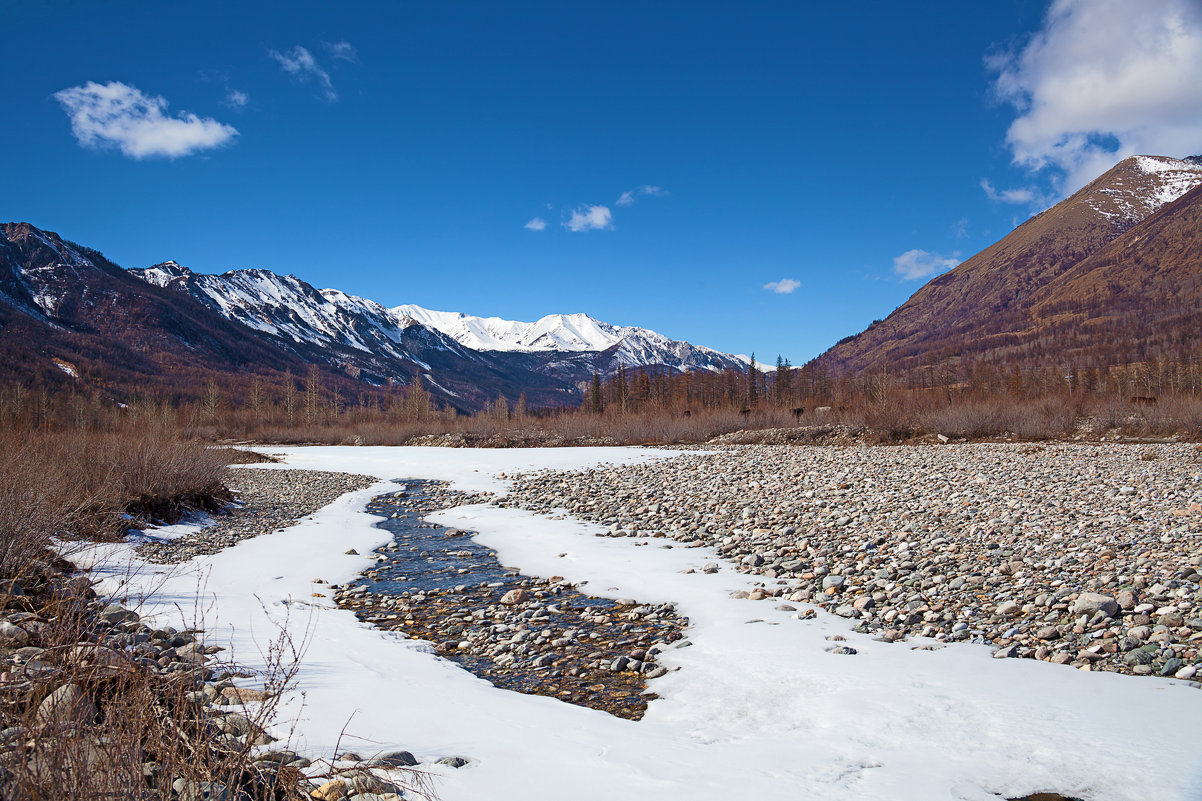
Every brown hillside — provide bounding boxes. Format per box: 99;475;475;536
816;156;1202;374
1027;184;1202;366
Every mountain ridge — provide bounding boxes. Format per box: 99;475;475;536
131;263;748;376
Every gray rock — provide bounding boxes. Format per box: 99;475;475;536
99;604;139;626
368;750;418;768
1157;612;1185;628
1072;593;1118;618
35;683;97;728
821;575;846;591
1160;657;1185;677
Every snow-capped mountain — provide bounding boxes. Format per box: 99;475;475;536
1079;155;1202;230
0;222;310;392
133;262;747;376
393;305;746;373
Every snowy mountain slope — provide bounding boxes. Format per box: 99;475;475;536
130;263;603;409
0;222;310;391
134;262;474;366
133;262;748;375
394;304;746;372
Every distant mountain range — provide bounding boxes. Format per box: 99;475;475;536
814;154;1202;376
6;153;1200;412
132;261;745;376
0;224;747;411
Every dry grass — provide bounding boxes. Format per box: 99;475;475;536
0;425;228;583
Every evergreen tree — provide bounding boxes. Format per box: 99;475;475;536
588;372;604;414
747;353;758;407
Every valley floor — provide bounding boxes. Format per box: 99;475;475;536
83;445;1202;801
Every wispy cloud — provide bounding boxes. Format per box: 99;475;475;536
988;0;1202;196
980;178;1043;206
892;249;960;281
53;81;238;159
223;89;249;109
616;185;667;206
269;46;337;101
524;217;547;231
953;218;970;239
564;205;613;232
763;278;801;294
323;41;359;63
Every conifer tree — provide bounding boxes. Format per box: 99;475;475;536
588;373;604;414
747;353;758;407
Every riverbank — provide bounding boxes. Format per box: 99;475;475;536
80;445;1202;801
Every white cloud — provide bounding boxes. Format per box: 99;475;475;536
763;278;801;294
324;41;358;62
892;249;961;281
616;185;667;206
989;0;1202;195
524;217;547;231
979;178;1044;205
269;46;337;101
52;81;238;159
564;205;613;232
223;89;249;109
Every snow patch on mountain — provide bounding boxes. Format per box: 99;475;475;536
1086;155;1202;227
1134;155;1202;209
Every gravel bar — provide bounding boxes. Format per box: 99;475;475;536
333;481;688;720
500;442;1202;680
136;469;377;564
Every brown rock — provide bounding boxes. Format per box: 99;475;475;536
500;589;529;605
311;779;348;800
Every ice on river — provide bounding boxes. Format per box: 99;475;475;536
83;447;1202;801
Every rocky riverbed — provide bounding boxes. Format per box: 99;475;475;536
136;469;377;563
499;442;1202;681
332;481;689;720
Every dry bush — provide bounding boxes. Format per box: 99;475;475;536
0;571;309;801
0;425;228;561
1125;396;1202;437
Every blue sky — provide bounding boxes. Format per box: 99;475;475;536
3;1;1200;363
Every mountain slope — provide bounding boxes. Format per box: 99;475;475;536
132;262;581;410
1025;181;1202;366
816;155;1202;374
0;223;308;396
